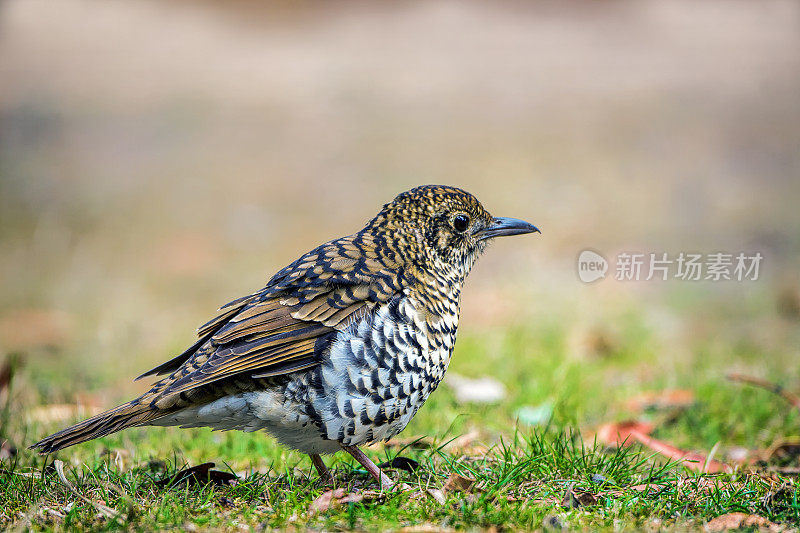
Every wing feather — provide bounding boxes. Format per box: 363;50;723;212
138;231;402;399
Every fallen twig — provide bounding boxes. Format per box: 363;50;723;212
53;460;120;520
628;431;732;474
726;373;800;411
156;462;237;488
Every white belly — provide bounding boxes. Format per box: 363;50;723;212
309;297;456;447
150;389;341;455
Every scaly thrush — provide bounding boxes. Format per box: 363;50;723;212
33;185;539;489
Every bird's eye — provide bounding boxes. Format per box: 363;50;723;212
453;214;470;233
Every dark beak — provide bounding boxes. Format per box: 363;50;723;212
476;217;540;240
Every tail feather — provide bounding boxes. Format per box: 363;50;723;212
31;400;168;454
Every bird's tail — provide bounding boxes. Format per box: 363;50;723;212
30;398;166;454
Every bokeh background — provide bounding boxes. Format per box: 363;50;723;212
1;0;799;466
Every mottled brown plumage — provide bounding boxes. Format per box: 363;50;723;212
32;185;539;489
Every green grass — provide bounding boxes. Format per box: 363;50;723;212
1;253;799;531
1;430;796;531
2;292;799;531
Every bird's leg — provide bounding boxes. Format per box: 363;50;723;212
309;454;334;485
341;444;395;491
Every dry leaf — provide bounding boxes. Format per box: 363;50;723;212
309;488;366;514
632;433;732;473
595;420;655;446
310;488;346;512
704;512;781;532
157;462;238;488
442;472;476;493
445;430;481;452
378;456;421;473
574;490;598;507
561;483;598;509
765;438;800;466
607;483;666;498
624;389;695;412
628;483;667;493
595;420;732;473
339;493;365;505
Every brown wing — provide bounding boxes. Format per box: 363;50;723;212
137;230;403;398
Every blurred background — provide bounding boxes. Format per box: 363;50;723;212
1;0;798;463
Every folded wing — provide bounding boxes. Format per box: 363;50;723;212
139;231;403;399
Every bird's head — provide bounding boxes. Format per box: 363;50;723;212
369;185;539;281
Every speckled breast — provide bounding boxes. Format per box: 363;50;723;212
307;292;459;447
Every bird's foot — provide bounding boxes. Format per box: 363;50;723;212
309;454;335;486
341;444;397;491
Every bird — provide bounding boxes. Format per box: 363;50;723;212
32;185;539;490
